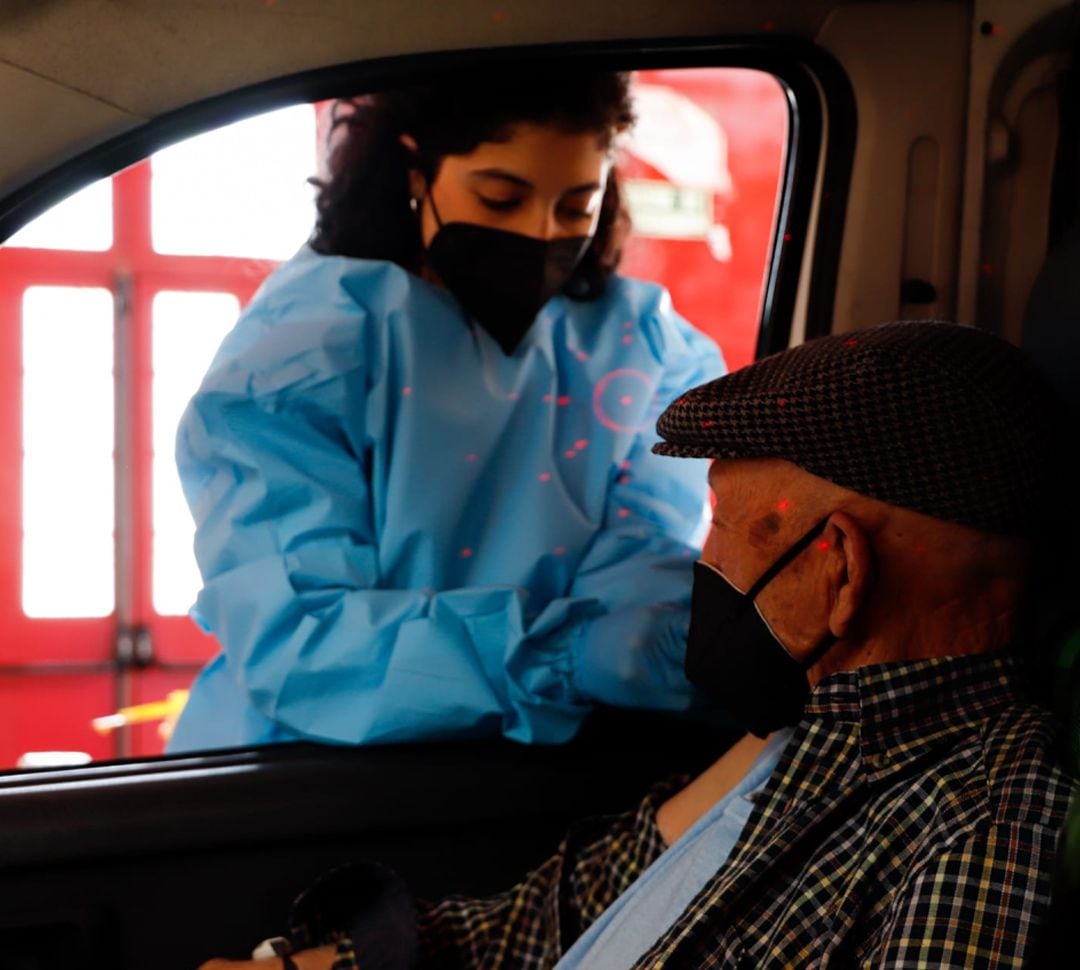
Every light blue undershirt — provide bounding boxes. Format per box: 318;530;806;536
554;728;794;970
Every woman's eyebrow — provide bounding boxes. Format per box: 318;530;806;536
469;170;602;194
470;169;533;188
564;181;603;194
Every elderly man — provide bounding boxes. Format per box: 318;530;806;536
203;321;1074;970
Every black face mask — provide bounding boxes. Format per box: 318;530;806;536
424;194;591;354
685;517;838;738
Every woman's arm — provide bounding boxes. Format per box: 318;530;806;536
567;311;725;711
179;375;601;745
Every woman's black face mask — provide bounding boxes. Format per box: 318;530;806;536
424;193;591;354
685;516;838;738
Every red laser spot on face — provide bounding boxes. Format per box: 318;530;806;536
622;335;633;345
557;395;571;406
460;547;473;558
466;453;478;462
538;472;551;482
565;450;577;459
777;499;790;511
553;546;566;556
617;508;631;518
575;439;588;450
402;386;412;396
817;540;830;551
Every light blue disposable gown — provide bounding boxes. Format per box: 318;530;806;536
167;246;724;751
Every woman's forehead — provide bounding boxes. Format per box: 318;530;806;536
448;123;610;186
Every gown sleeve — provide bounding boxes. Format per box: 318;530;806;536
567;306;724;711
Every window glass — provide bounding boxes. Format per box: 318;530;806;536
619;68;788;371
22;286;115;618
151;104;317;259
0;68;791;765
152;291;238;615
5;179;113;252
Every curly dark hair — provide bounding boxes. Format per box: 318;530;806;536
310;67;635;301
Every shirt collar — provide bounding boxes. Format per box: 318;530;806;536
801;651;1028;779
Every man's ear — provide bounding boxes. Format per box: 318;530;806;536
825;511;872;639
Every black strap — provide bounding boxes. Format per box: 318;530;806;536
269;937;299;970
746;515;832;600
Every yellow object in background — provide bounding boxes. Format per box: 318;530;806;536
92;690;189;741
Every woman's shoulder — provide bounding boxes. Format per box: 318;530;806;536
590;274;672;317
254;246;431;318
575;275;721;367
204;248;433;396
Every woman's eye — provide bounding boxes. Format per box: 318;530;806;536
477;196;521;212
558;206;594;222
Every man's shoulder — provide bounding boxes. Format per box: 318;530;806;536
981;701;1073;830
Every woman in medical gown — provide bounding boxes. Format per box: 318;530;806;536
167;67;724;751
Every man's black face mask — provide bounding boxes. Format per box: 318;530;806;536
424;194;591;354
685;516;838;738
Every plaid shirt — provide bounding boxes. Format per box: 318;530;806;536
400;652;1073;969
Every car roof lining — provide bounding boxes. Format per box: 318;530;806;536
0;0;845;209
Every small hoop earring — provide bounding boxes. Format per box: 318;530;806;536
409;197;419;214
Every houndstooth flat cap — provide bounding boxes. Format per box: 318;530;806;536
654;321;1072;537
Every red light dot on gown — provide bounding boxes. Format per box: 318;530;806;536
557;395;571;406
460;548;473;558
553;546;566;556
575;439;588;450
402;386;412;396
618;508;631;518
539;472;551;482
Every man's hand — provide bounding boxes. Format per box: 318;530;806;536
198;944;339;969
